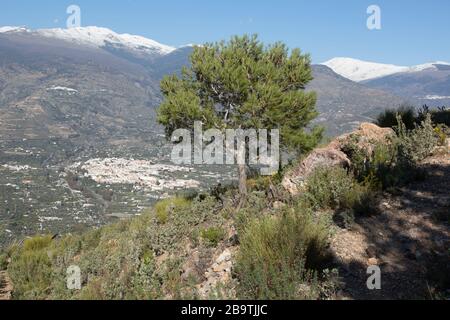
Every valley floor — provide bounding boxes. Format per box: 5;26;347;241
332;153;450;299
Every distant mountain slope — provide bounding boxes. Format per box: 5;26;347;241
323;57;450;82
0;31;162;144
322;57;409;82
0;26;409;142
362;64;450;107
151;46;194;80
0;26;175;57
308;65;406;136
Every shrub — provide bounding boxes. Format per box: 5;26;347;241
362;142;399;190
235;208;330;299
155;208;169;224
154;197;191;224
8;235;54;299
350;184;379;216
432;108;450;127
341;134;370;181
200;227;225;247
376;106;417;130
418;105;450;127
305;167;360;210
347;114;440;191
23;235;53;251
434;125;448;146
0;253;8;270
246;176;272;192
234;191;271;234
396;113;439;166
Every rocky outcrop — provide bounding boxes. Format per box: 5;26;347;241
330;123;395;155
282;123;395;196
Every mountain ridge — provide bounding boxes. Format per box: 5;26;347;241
0;25;176;57
322;57;450;82
0;26;408;141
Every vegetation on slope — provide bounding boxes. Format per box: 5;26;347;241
1;106;448;301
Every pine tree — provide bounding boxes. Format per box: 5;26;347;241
158;34;322;198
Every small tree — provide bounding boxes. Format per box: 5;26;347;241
158;34;322;198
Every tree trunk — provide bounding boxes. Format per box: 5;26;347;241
238;163;248;199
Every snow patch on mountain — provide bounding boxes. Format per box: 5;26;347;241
0;26;29;33
35;26;175;55
421;95;450;100
322;57;450;82
322;58;408;82
47;86;78;94
0;25;175;56
408;61;450;72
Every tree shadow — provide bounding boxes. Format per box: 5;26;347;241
329;162;450;300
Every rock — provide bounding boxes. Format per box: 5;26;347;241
282;123;394;196
212;263;220;272
213;262;230;273
331;123;395;154
216;249;232;264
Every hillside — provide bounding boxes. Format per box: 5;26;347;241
0;27;410;247
308;65;405;136
363;64;450;107
1;118;448;300
323;58;450;107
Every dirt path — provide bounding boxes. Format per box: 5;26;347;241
0;271;13;300
331;153;450;299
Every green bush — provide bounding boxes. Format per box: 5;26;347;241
23;235;53;251
8;235;54;299
200;227;225;247
345;114;440;191
376;105;417;130
434;125;448;146
362;142;399;190
6;194;223;300
432;109;450;127
340;134;370;181
350;184;379;216
305;166;360;210
154;197;191;224
396;113;439;166
0;253;8;270
235;208;330;299
418;105;450;127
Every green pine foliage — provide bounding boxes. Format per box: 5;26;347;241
158;34;323;154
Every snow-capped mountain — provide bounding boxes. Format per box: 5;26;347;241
322;57;450;82
0;26;175;56
322;58;450;106
0;26;29;33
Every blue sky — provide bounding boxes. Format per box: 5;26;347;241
1;0;449;65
